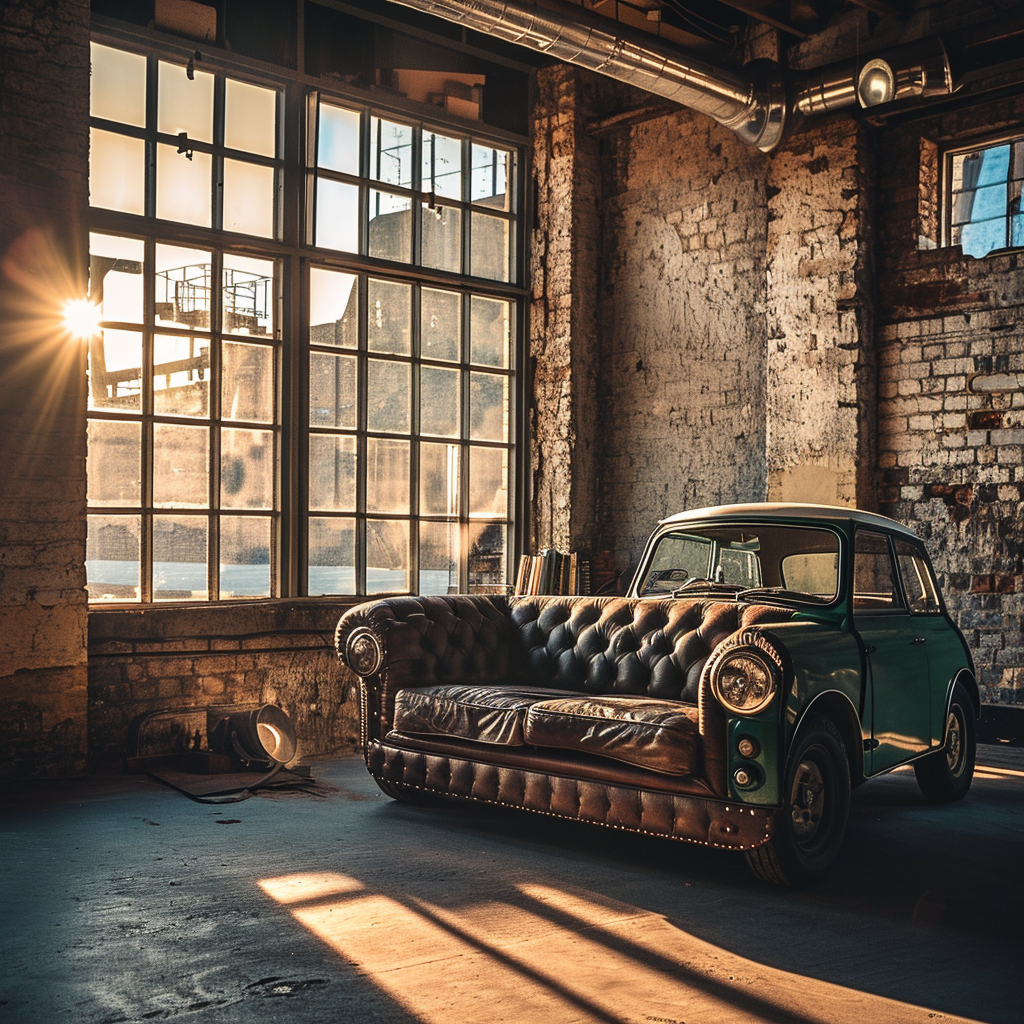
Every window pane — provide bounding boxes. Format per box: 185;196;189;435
225;79;277;157
224;255;275;338
853;530;900;611
421;202;462;273
87;420;141;506
420;520;459;595
370;118;413;187
308;517;355;595
367;279;411;354
310;352;356;429
153;515;207;601
158;61;214;143
156;246;212;329
471;144;512;210
154;333;210;418
469;446;507;516
367;190;412;262
318;103;361;175
87;514;141;602
223;342;274;422
470;296;511;367
89;329;143;411
366;438;409;513
422;131;462;199
153;423;209;508
90;234;144;325
309;435;356;511
90;43;147;127
367;519;409;594
156;144;212;227
952;182;1008;225
420;442;460;515
315;178;359;251
220;516;272;599
421;288;461;362
90;129;145;215
471;211;510;281
469;522;506;592
222;428;274;510
367;360;410;432
421;366;461;437
470;372;508;442
223;159;276;238
956;218;1007;258
310;268;358;347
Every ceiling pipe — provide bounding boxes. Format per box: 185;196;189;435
794;38;954;115
386;0;787;152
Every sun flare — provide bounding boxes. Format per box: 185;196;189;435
62;297;101;340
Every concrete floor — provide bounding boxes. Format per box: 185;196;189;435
1;746;1021;1024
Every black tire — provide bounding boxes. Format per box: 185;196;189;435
913;682;976;803
372;775;443;805
745;714;851;885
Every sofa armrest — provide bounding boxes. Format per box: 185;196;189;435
335;595;521;740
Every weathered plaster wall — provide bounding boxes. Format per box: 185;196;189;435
0;0;91;777
765;118;877;509
529;66;616;557
596;107;770;577
876;94;1024;705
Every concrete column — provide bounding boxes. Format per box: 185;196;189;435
0;0;91;776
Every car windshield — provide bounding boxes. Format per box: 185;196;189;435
637;523;841;605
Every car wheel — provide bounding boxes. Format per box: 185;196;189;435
913;682;976;803
745;714;851;885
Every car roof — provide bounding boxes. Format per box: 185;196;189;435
658;502;919;539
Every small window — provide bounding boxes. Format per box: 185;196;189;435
946;135;1024;256
893;538;941;614
853;530;902;612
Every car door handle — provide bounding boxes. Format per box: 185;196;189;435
911;637;927;645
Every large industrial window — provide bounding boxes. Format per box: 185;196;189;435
86;38;521;602
946;134;1024;257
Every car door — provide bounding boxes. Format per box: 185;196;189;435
852;528;932;774
892;537;965;749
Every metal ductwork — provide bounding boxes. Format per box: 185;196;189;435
794;38;954;116
387;0;787;152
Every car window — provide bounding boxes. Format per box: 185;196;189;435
781;552;839;599
640;533;712;594
893;538;941;614
853;529;903;612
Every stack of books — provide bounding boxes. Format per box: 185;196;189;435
514;549;592;595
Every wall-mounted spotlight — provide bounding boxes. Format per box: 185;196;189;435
857;58;895;107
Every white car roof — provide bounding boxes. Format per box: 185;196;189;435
658;502;919;539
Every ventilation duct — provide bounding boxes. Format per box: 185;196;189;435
793;39;954;116
387;0;787;152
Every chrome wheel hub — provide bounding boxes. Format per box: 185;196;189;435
790;758;825;841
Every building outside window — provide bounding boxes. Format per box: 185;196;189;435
946;134;1024;257
85;37;522;602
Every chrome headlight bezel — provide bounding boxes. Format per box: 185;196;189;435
711;649;777;716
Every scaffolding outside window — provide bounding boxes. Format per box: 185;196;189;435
86;38;522;603
946;134;1024;257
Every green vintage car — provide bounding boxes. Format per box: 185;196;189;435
628;502;978;883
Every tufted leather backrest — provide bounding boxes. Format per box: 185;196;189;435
337;593;794;704
509;596;793;703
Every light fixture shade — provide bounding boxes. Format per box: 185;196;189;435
857;59;895;107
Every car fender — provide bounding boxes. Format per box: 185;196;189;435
790;689;865;785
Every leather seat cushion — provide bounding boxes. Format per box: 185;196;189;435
524;696;699;775
392;684;582;746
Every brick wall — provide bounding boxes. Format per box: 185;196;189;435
0;0;91;777
877;95;1024;705
595;104;770;576
88;603;362;766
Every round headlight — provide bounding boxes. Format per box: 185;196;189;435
713;652;776;715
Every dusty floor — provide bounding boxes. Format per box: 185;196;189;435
1;746;1021;1024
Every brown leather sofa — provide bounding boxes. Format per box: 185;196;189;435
335;594;793;853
